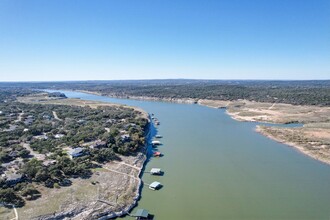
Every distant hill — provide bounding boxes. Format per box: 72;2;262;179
0;80;329;106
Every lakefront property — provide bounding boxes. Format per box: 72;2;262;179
1;0;330;219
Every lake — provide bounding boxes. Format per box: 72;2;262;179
52;90;330;220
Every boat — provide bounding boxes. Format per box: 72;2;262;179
155;135;162;138
152;140;161;145
153;151;162;157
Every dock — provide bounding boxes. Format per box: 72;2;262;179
149;181;162;190
150;168;162;175
151;140;161;145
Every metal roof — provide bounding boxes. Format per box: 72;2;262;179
69;147;83;155
150;168;161;173
134;209;149;218
149;181;161;188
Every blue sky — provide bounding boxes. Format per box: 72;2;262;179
0;0;329;81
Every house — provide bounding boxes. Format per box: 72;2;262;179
149;181;162;190
123;123;137;130
33;134;48;140
68;147;84;159
43;115;51;120
121;134;130;142
54;134;65;139
42;159;57;167
6;173;23;185
88;140;106;149
8;151;18;158
9;113;16;118
24;118;34;126
106;119;117;124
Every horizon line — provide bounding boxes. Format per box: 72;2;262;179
0;78;330;83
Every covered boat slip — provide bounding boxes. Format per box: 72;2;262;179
151;140;161;146
133;209;154;220
150;168;161;175
148;181;162;190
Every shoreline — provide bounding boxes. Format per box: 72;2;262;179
69;91;330;166
100;116;153;219
256;126;330;166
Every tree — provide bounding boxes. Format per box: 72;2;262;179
0;188;25;207
20;184;40;200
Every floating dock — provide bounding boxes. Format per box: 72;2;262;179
150;168;162;175
133;209;150;220
149;181;162;190
152;140;161;145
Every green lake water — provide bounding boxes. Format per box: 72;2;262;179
57;90;330;220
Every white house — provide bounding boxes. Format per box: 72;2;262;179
68;147;84;159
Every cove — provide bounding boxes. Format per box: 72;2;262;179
47;90;330;220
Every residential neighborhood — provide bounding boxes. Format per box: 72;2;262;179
0;89;148;208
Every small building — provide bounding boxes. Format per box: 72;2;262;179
8;151;18;158
24;118;34;126
42;159;57;167
77;119;86;124
6;173;23;185
68;147;84;159
33;134;48;140
121;134;130;142
23;128;29;132
149;181;162;190
43;115;51;120
54;134;65;139
88;140;107;149
150;168;161;175
134;209;150;220
106;119;117;124
9;113;16;117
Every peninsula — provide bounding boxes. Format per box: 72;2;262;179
0;88;150;219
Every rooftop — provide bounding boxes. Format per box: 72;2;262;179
150;168;161;173
134;209;149;218
6;173;23;181
149;181;161;189
69;147;84;155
